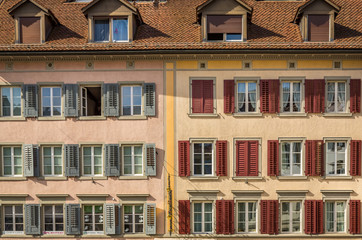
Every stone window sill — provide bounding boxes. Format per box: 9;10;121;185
232;176;263;180
118;176;148;180
277;176;308;180
189;176;219;180
0;177;27;181
78;116;107;121
78;176;107;180
233;113;263;117
188;113;219;118
324;176;353;180
0;117;26;121
38;176;67;181
278;113;307;117
323;113;353;117
118;115;147;120
38;116;66;121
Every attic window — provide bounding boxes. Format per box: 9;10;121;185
94;18;128;42
308;14;330;42
19;17;41;44
207;15;242;41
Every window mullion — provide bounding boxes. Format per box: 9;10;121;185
246;202;249;232
11;147;14;176
91;147;94;176
133;205;136;234
290;83;294;113
10;88;13;116
130;87;133;115
245;83;249;113
13;205;16;231
132;146;135;175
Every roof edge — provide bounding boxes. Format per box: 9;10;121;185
293;0;341;23
197;0;253;15
82;0;138;14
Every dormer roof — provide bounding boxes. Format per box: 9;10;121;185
293;0;341;23
197;0;253;14
8;0;58;24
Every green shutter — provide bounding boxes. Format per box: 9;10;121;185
24;84;38;117
145;144;156;176
65;144;80;177
23;144;39;177
105;204;121;235
104;84;119;117
105;144;120;176
25;204;40;235
65;204;81;235
64;84;78;117
144;83;156;116
145;203;156;235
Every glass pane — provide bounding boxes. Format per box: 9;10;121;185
204;143;212;153
226;33;242;41
94;19;109;42
94;147;102;155
113;19;128;41
194;143;202;153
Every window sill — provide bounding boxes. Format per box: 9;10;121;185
324;176;353;180
1;235;31;238
323;113;353;117
38;176;67;181
0;117;26;121
118;176;148;180
188;113;219;118
189;176;219;180
41;234;69;238
78;176;107;180
232;176;263;180
80;235;109;238
118;115;147;120
38;116;66;121
278;113;307;117
122;234;148;237
78;116;107;121
0;177;27;181
232;113;263;117
277;176;308;180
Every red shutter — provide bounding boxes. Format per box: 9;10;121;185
260;80;280;113
304;200;312;234
350;140;361;176
216;140;227;176
178;200;190;234
305;80;314;113
203;80;214;113
236;141;258;176
305;140;324;176
224;80;235;113
267;140;279;176
350;79;361;113
260;80;269;113
192;80;203;113
316;200;324;234
350;200;361;234
249;141;259;176
178;141;190;177
305;200;324;234
260;200;278;234
305;140;313;176
216;200;234;234
305;80;325;113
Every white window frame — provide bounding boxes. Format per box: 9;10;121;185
121;85;143;116
3;205;24;235
2;146;22;177
236;201;258;234
280;141;303;176
1;86;22;117
236;80;258;113
281;81;302;113
325;79;349;113
325;140;348;176
280;201;302;234
192;201;214;234
42;146;63;177
80;84;103;117
123;204;144;234
41;86;62;117
191;140;215;177
93;17;129;43
43;205;64;235
83;204;104;235
325;201;347;233
82;146;103;177
122;145;144;176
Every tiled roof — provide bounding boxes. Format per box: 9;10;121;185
0;0;361;53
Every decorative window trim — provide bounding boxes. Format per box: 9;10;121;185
120;84;143;117
323;137;351;177
81;145;104;177
278;137;306;177
279;200;303;234
233;77;260;115
279;77;305;115
191;200;214;234
0;85;23;118
1;145;23;177
235;200;258;234
187;190;219;201
233;137;262;178
324;77;350;115
42;204;65;235
232;190;263;200
189;138;216;177
41;145;64;177
120;143;144;176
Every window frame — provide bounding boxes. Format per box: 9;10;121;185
123;204;145;234
325;79;350;114
79;84;104;117
279;140;304;177
120;84;143;116
82;145;104;177
235;79;259;114
325;139;349;176
206;15;243;42
93;17;129;43
325;200;347;233
190;139;215;177
42;204;64;235
189;78;216;115
42;145;64;177
236;200;258;234
3;205;24;234
0;86;22;117
40;86;63;117
191;201;214;234
82;204;104;235
280;79;304;113
121;144;144;176
280;201;302;234
2;145;23;177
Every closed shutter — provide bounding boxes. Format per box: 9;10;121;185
192;80;203;113
349;200;361;234
145;143;156;176
65;204;81;235
105;144;120;176
145;83;156;116
64;84;78;117
305;140;324;176
308;15;330;42
350;140;361;176
305;80;325;113
178;141;190;177
105;204;121;235
267;140;279;176
203;80;214;113
178;200;190;234
208;15;242;33
24;84;38;117
236;141;258;176
260;80;279;113
23;144;39;177
224;80;235;113
65;144;80;177
25;204;40;235
145;203;156;235
260;200;278;234
20;17;41;44
216;200;234;234
304;200;312;234
304;200;324;234
216;141;227;176
350;79;361;113
104;84;119;117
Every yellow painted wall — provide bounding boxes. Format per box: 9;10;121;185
176;61;198;69
298;60;333;69
343;60;362;69
252;60;287;69
208;60;242;69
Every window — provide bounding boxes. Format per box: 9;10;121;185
83;146;103;176
43;146;63;176
124;205;144;234
282;81;301;112
43;205;64;234
83;205;104;234
237;81;257;113
122;145;143;176
191;79;214;114
325;201;346;233
1;87;21;117
308;15;330;42
19;17;41;44
281;141;302;176
207;15;242;41
3;205;23;234
81;85;102;116
326;81;346;113
280;201;301;233
192;142;214;176
193;202;213;233
121;86;142;116
41;87;62;117
326;141;347;176
94;18;128;42
237;201;257;233
2;146;22;177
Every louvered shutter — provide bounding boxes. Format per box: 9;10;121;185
316;200;324;234
249;141;259;176
305;80;325;113
304;200;324;234
350;140;361;176
25;204;40;235
350;79;361;113
24;84;38;117
64;84;78;117
145;83;156;116
305;140;324;176
104;84;119;117
304;200;312;234
305;80;313;113
349;200;361;234
65;144;80;177
216;200;234;234
203;80;214;113
224;80;235;113
236;141;258;176
178;200;190;234
105;204;121;235
65;204;81;235
105;144;120;176
260;200;278;234
23;144;39;177
145;203;156;235
145;143;156;176
178;141;190;177
260;80;279;113
216;141;227;176
267;140;279;176
192;80;203;113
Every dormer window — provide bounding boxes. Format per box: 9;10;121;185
19;17;41;44
94;17;128;42
207;15;242;41
308;14;329;42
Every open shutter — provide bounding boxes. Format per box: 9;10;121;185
305;200;324;234
105;144;120;177
216;141;227;176
260;200;278;234
350;79;361;113
304;200;312;234
349;200;361;234
105;204;121;235
64;84;78;117
192;80;203;113
224;80;235;113
178;200;190;234
260;80;279;113
316;200;324;234
23;144;39;177
216;200;234;234
350;140;361;176
145;143;156;176
305;140;324;176
267;140;279;176
24;84;38;117
65;204;81;235
305;80;325;113
178;141;190;177
104;84;119;117
145;203;156;235
145;83;156;116
25;204;40;235
203;80;214;113
65;144;80;177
